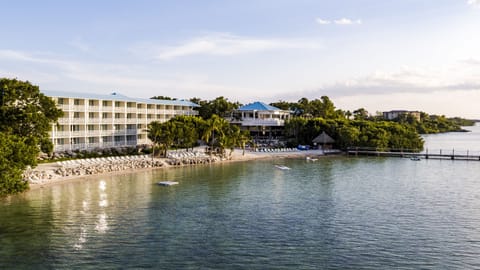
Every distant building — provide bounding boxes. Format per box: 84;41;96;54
383;110;421;121
229;101;292;144
43;90;199;152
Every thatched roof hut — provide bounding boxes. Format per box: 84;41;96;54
312;131;335;148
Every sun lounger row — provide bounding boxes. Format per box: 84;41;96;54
167;151;208;159
254;148;298;153
56;155;151;168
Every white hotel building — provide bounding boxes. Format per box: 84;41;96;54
43;90;199;152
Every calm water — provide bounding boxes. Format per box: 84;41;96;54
1;125;480;269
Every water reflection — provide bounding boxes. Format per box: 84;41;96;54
96;180;109;234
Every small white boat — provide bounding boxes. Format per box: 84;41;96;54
410;156;421;161
306;156;318;161
275;165;291;170
157;181;179;186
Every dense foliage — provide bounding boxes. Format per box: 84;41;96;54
148;115;251;158
0;78;62;195
284;117;424;151
189;96;240;119
391;112;474;134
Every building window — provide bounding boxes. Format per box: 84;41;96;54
74;112;81;118
71;125;80;131
102;100;109;106
88;125;95;131
58;98;65;105
89;112;96;118
74;99;81;105
101;124;109;130
115;101;122;107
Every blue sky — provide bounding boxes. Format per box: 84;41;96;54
1;0;480;118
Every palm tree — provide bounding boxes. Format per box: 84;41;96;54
147;121;162;158
147;121;176;157
202;114;227;155
237;130;251;156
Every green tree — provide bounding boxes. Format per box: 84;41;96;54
170;116;200;150
0;78;62;195
0;134;37;195
0;78;63;153
192;97;240;119
147;121;176;157
201;114;231;155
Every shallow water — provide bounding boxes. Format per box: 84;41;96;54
1;125;480;269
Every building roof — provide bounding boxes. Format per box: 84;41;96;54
312;131;335;144
237;101;282;111
42;90;199;107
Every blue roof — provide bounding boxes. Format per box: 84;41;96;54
42;90;199;107
237;101;281;111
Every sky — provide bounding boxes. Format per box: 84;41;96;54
1;0;480;118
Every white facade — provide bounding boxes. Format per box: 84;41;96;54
229;101;292;142
383;110;421;121
229;101;291;127
44;91;199;152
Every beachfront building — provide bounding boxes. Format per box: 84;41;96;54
229;101;292;144
383;110;421;121
43;90;199;152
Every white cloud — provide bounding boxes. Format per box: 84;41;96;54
0;49;37;61
334;18;362;25
316;18;362;26
274;64;480;104
148;33;322;60
468;0;480;7
315;18;331;25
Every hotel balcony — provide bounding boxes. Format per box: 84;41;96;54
72;105;85;111
71;131;86;137
126;129;138;135
58;104;70;110
230;118;285;127
87;106;100;112
88;118;102;124
71;118;86;124
100;130;114;136
86;130;102;136
57;118;71;124
51;131;71;137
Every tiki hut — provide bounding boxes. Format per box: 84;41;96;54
312;131;335;150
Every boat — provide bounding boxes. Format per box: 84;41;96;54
306;156;318;161
157;181;179;186
275;165;291;170
410;156;421;161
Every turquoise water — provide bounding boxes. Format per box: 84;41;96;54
2;126;480;269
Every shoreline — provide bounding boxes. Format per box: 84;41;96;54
27;149;329;191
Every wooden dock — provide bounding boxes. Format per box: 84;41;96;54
346;147;480;161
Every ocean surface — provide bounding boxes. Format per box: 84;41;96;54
1;124;480;269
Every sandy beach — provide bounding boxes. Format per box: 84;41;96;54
26;148;329;190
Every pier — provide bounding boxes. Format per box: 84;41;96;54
346;147;480;161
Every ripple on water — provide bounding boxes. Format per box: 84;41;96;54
2;157;480;269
